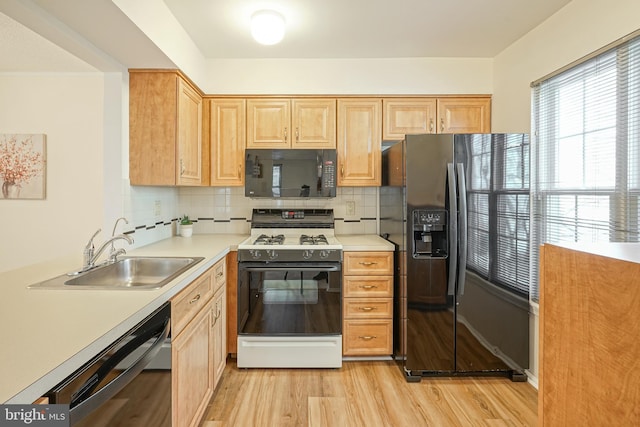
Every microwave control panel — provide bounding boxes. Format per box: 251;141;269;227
323;160;336;188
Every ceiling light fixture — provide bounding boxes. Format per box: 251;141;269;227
250;10;286;45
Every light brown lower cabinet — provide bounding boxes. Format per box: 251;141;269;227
539;243;640;427
171;257;227;427
342;252;393;356
212;286;226;387
172;296;214;427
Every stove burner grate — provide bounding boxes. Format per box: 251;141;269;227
300;234;329;245
253;234;285;245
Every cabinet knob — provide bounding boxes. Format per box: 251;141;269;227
440;118;445;132
360;285;378;289
429;119;434;133
358;335;377;341
189;294;201;304
284;127;288;142
358;307;375;312
296;127;299;142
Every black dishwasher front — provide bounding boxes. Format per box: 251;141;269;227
46;302;171;426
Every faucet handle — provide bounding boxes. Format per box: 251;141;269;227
109;247;127;263
85;229;101;250
83;228;101;267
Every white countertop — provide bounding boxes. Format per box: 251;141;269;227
0;233;392;404
0;234;247;404
336;234;395;251
546;242;640;264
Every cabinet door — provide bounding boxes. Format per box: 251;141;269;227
177;79;204;185
172;300;214;427
247;99;290;148
210;99;245;186
436;97;491;134
383;98;437;140
212;287;227;388
291;99;336;148
337;99;382;186
129;72;178;185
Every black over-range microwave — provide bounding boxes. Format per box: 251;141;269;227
245;149;337;198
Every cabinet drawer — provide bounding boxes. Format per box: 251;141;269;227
343;252;393;275
344;298;393;319
343;276;393;297
212;258;226;292
343;319;393;356
172;270;213;336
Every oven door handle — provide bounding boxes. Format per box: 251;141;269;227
241;265;341;272
68;315;170;425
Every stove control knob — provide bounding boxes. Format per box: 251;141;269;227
319;250;330;259
302;250;314;260
249;249;262;259
267;250;278;260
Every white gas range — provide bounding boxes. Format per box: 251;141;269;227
236;209;343;368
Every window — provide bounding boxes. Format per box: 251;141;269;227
531;32;640;302
466;134;530;297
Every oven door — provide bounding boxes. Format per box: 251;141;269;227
238;262;342;336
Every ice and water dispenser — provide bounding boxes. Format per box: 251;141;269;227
412;209;448;258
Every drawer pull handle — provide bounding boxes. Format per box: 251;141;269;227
358;307;375;312
360;285;378;289
216;272;224;278
359;335;377;341
212;304;221;326
359;262;378;266
189;294;201;304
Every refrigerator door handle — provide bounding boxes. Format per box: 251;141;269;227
456;163;468;296
447;163;458;296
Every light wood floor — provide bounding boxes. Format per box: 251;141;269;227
200;359;538;427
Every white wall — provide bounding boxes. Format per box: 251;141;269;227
491;0;640;384
202;57;493;95
0;71;178;273
0;73;104;273
492;0;640;132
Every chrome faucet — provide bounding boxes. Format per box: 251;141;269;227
80;227;134;272
89;234;134;268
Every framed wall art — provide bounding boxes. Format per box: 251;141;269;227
0;134;47;200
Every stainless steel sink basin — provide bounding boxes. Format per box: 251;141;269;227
28;256;204;290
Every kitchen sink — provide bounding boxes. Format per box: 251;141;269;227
28;256;204;290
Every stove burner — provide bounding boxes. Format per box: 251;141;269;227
253;234;285;245
300;234;329;245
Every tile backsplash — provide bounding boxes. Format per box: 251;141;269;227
122;185;379;245
178;186;379;235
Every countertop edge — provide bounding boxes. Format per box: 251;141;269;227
2;233;392;403
2;234;246;404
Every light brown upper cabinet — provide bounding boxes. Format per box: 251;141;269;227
246;98;336;149
209;99;246;186
383;97;491;140
337;99;382;186
383;98;437;139
129;70;207;186
437;97;491;134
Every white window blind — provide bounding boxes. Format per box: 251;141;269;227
531;33;640;302
466;134;530;297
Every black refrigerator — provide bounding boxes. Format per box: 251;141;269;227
380;134;530;382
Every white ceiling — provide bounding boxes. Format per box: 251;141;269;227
0;0;573;72
163;0;573;58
